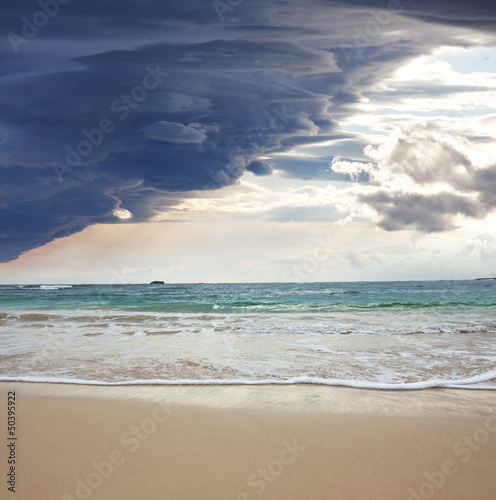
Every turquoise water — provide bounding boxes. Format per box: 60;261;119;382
1;281;495;388
1;280;495;313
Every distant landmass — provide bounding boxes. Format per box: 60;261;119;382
475;278;496;280
150;280;165;284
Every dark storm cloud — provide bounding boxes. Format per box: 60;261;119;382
0;0;217;44
332;0;496;32
245;160;273;176
0;0;495;261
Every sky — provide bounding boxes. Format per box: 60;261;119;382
1;0;496;283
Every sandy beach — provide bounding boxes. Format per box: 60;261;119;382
1;383;495;499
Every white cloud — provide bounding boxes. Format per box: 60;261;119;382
321;121;496;232
464;232;496;259
142;121;218;143
330;157;374;180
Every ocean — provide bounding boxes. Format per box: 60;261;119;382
1;280;495;389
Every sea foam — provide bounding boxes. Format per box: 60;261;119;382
2;370;496;390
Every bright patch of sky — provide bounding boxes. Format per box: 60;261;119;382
354;46;496;119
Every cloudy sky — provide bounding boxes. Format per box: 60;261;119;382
1;0;496;283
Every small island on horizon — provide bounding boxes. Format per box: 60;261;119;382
150;280;165;284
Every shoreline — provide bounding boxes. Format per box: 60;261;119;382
2;375;496;391
2;383;496;499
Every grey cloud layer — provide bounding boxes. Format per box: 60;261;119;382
354;123;496;232
360;191;488;232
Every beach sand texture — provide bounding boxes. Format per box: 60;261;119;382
2;383;496;500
